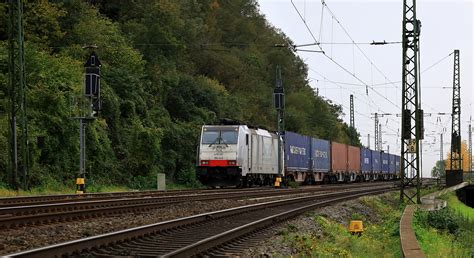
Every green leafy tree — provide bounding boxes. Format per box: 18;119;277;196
432;160;446;178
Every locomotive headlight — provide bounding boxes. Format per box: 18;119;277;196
201;160;209;165
227;160;237;166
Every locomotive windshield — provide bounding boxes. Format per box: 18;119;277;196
202;128;238;144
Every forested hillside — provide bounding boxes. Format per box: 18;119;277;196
0;0;360;189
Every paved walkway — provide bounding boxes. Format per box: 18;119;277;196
400;205;425;258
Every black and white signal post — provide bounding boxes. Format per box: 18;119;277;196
274;65;284;187
76;51;101;194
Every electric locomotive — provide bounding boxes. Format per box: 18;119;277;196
196;125;282;187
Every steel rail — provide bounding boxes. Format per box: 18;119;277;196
7;185;394;257
0;181;394;208
0;188;334;228
0;183;395;225
168;188;391;257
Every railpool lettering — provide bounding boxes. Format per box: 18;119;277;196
315;150;328;158
290;146;306;155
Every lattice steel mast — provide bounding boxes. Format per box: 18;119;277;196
7;0;28;189
350;94;355;145
449;50;461;171
469;122;472;172
374;113;379;151
400;0;422;204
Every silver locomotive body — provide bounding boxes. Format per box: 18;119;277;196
197;125;281;187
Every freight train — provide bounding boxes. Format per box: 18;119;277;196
196;124;400;187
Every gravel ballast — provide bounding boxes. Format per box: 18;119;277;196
0;192;315;255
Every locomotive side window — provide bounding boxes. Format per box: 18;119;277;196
202;130;219;144
246;134;249;145
221;131;238;144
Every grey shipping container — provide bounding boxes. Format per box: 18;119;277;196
310;138;331;173
361;148;372;173
381;152;390;173
372;150;381;173
331;142;348;172
284;131;311;172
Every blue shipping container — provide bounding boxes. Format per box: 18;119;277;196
371;150;381;173
361;148;372;173
381;152;390;173
311;138;331;173
395;155;401;174
389;154;396;174
284;131;311;172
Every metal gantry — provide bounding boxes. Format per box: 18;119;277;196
374;113;379;151
379;123;383;151
400;0;422;204
468;122;472;172
350;94;355;145
449;50;462;171
7;0;28;189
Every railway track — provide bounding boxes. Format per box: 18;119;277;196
8;185;395;257
0;187;265;208
0;182;394;229
0;181;396;208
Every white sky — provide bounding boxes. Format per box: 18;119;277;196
258;0;474;177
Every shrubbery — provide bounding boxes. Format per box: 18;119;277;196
0;0;361;190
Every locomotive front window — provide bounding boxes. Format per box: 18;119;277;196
202;130;219;144
221;131;238;144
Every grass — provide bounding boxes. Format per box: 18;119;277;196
0;180;202;197
280;192;405;257
413;191;474;257
0;184;131;197
442;192;474;220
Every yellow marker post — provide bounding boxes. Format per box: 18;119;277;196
274;176;282;188
76;178;85;194
348;220;364;236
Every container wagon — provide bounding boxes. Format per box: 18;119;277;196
348;145;361;182
371;150;381;180
381;152;390;180
389;154;396;180
310;137;331;183
361;148;372;181
284;131;311;183
395;155;401;179
331;142;348;182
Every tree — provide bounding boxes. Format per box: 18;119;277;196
431;160;446;178
445;141;472;172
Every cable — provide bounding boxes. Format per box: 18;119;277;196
291;1;402;111
421;51;454;74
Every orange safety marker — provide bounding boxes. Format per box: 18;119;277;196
348;220;364;236
76;178;85;194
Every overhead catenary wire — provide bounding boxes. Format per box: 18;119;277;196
290;0;402;111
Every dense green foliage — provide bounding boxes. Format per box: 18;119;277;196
414;194;474;257
0;0;360;189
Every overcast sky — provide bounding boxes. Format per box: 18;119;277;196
258;0;474;177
